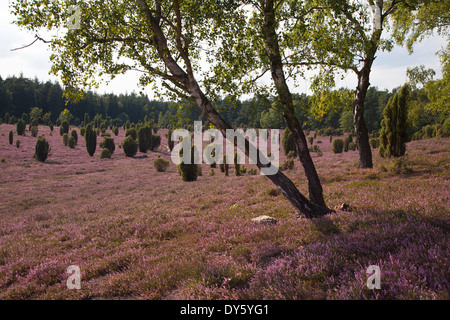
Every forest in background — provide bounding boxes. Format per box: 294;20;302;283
0;73;447;138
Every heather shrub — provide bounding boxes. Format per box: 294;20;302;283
62;133;69;146
99;136;115;154
282;127;297;158
99;148;111;159
122;136;138;157
153;156;170;172
280;158;294;171
71;130;78;145
16;119;26;135
16;140;20;148
34;136;49;162
68;136;76;148
84;124;97;156
125;128;137;140
8;130;13;145
332;138;344;153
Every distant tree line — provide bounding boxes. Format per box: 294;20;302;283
0;75;446;137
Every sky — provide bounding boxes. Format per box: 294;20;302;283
1;1;447;100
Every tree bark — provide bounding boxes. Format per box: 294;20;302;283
353;60;374;169
262;0;327;208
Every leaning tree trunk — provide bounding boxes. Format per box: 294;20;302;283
262;0;327;208
187;78;332;218
138;0;332;218
353;60;374;169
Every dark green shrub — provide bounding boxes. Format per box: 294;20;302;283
330;135;333;143
219;155;229;176
9;130;13;145
308;136;314;145
343;136;350;152
422;125;433;139
125;128;137;140
178;145;199;182
282;127;297;158
49;123;54;132
34;136;49;162
349;142;357;151
167;129;174;151
16;140;20;148
113;126;119;136
80;127;85;137
122;136;138;157
60;120;69;136
369;138;380;149
379;84;409;158
71;130;78;145
62;133;69;146
332;138;344;153
29;118;38;131
149;134;161;151
247;168;258;175
138;126;152;153
68;136;76;148
153;156;170;172
287;150;296;159
85;124;97;156
99;136;115;154
234;152;241;176
0;157;5;163
197;164;202;176
280;158;294;171
30;126;38;137
16;119;26;136
100;148;111;159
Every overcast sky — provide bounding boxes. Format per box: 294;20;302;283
1;1;447;99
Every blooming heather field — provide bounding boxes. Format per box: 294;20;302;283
0;124;448;300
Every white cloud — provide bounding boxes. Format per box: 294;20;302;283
1;1;447;98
